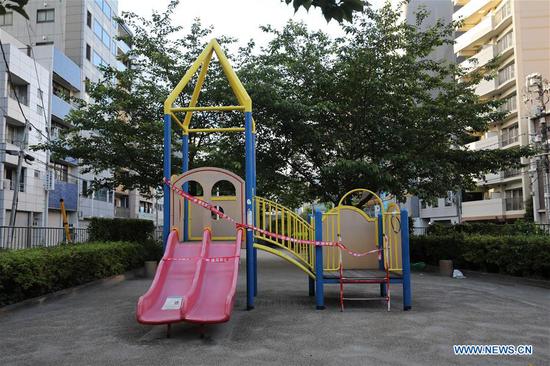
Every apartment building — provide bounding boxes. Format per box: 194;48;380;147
455;0;550;222
0;28;50;227
1;0;163;228
392;0;461;227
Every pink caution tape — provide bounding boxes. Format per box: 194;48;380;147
164;178;382;258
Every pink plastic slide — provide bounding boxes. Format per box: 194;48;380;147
136;228;242;325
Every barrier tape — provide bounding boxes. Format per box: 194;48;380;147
164;178;382;258
164;255;240;263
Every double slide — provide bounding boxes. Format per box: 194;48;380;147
136;228;242;325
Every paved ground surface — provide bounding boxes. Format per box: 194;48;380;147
0;251;548;366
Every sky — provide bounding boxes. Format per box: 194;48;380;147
118;0;387;49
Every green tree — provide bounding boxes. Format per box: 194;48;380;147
0;0;28;19
280;0;364;22
37;1;532;208
240;4;531;204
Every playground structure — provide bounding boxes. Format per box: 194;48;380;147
137;38;411;326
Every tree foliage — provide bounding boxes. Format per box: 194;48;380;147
281;0;364;22
37;1;532;207
0;0;28;19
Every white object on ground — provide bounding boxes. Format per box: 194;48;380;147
453;269;466;279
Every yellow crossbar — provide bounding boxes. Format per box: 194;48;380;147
171;105;245;113
188;127;245;133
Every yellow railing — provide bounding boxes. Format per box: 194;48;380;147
254;196;315;275
321;209;340;271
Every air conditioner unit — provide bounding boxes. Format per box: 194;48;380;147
3;179;11;190
44;171;55;191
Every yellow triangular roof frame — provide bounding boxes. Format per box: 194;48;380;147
163;38;252;134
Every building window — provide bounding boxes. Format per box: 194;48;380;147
93;19;102;39
502;124;518;146
494;1;511;25
139;201;153;214
505;188;523;211
53;163;69;182
53;81;71;102
37;9;55;23
102;1;111;19
92;51;105;67
5;124;24;146
498;94;517;114
497;63;515;86
86;10;92;28
35;41;54;46
34;170;41;178
0;11;13;26
496;31;513;55
102;28;110;48
9;83;29;106
82;180;90;197
5;166;25;192
86;44;91;61
94;187;109;202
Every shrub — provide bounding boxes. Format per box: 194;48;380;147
88;218;155;242
0;241;146;307
410;234;550;279
426;220;545;236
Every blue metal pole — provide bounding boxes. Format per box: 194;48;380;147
182;134;189;241
401;209;412;310
252;131;258;296
245;111;255;309
378;214;386;297
162;114;171;250
314;210;324;309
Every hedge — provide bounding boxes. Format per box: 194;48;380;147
411;234;550;279
0;241;146;307
426;220;545;236
88;218;155;242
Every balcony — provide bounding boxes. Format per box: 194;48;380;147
53;47;81;91
462;198;505;220
455;15;493;54
116;60;127;72
453;0;497;28
466;134;499;151
117;39;131;55
474;77;498;97
138;212;155;221
51;94;72;121
48;180;78;211
115;207;130;218
460;45;495;71
3;97;30;126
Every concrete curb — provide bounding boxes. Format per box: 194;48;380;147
0;267;145;314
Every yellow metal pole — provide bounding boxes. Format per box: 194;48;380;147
60;199;71;243
183;50;213;129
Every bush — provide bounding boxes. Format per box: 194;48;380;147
88;218;155;242
411;234;550;279
0;241;146;307
426;220;545;236
142;239;164;261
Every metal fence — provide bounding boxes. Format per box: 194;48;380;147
411;223;550;236
0;226;90;250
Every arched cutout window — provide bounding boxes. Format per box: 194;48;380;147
211;205;224;220
183;180;204;196
211;180;236;197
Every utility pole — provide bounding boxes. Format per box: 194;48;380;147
525;73;550;223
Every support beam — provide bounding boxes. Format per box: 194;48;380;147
162;114;171;249
182;134;189;241
314;210;325;310
401;209;412;310
245;111;255;309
